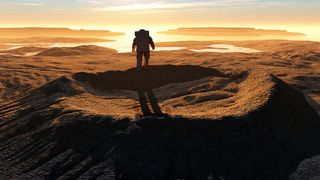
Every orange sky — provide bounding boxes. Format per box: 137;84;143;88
0;0;319;36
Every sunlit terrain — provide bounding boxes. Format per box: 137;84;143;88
1;0;320;179
0;25;319;53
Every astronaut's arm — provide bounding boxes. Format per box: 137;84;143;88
132;38;137;52
150;37;155;50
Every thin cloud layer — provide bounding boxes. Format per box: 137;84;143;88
0;0;319;27
93;0;258;12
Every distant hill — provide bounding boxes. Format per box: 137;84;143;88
0;46;47;56
0;27;125;38
158;27;305;37
36;45;117;56
0;37;112;44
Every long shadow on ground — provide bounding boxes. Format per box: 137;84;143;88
0;65;320;180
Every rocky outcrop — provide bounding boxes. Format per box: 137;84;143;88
290;155;320;180
0;65;319;179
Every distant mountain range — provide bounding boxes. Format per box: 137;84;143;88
0;27;125;38
158;27;305;37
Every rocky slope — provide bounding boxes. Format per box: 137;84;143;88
290;155;320;180
0;65;319;179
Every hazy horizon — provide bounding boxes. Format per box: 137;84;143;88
0;0;319;44
0;25;319;43
0;0;319;34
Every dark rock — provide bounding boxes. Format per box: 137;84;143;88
290;155;320;180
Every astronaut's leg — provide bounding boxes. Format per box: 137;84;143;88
136;52;143;70
144;52;150;66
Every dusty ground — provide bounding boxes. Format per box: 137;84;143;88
1;40;320;179
0;40;319;114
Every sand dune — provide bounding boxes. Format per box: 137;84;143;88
0;65;319;179
0;47;47;56
36;45;118;56
0;44;11;49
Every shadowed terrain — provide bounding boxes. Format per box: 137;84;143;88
1;65;319;179
0;40;320;179
74;65;225;91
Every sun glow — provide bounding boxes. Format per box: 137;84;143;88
96;3;162;11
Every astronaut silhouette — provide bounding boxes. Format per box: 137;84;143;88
132;29;155;71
